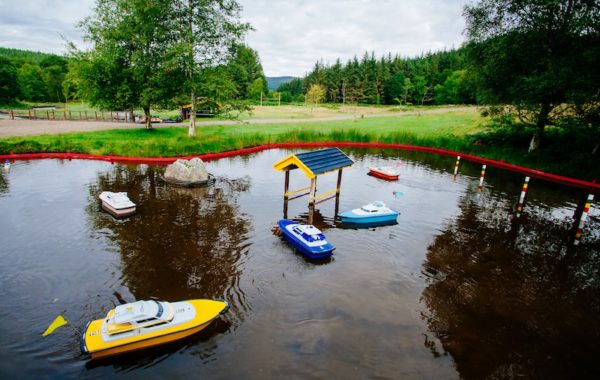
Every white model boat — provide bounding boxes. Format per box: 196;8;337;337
99;191;136;218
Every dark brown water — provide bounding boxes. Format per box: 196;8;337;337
0;149;598;379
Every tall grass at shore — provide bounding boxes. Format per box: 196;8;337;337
1;109;597;180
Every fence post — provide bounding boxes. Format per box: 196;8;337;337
84;111;88;120
79;111;82;120
110;111;113;122
52;110;55;120
452;156;461;181
46;110;50;119
516;176;530;216
95;111;98;121
10;110;14;120
574;194;594;245
478;164;487;192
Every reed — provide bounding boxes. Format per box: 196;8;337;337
0;110;597;180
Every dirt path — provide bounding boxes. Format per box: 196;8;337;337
0;106;474;138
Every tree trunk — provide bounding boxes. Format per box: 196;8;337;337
143;105;152;130
187;0;196;137
189;88;196;136
528;101;550;152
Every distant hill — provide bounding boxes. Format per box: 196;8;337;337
0;47;63;63
266;76;296;91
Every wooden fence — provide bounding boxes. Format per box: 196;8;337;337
1;109;137;123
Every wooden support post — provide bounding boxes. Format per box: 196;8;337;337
64;110;67;120
46;110;49;119
69;111;72;120
95;111;98;121
307;204;314;225
52;110;55;120
84;111;88;120
32;109;36;119
309;177;317;205
284;170;290;200
79;111;83;120
336;169;343;194
9;110;14;120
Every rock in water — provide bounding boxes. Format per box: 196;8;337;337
164;158;210;186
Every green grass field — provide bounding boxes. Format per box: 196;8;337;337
1;106;597;180
0;109;483;155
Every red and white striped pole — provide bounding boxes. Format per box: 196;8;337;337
516;176;530;216
574;194;594;246
478;164;487;192
452;156;461;181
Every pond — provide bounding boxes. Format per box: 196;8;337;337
0;148;598;379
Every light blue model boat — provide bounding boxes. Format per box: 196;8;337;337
338;201;399;226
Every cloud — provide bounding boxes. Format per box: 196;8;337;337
0;0;94;54
0;0;466;76
239;0;467;76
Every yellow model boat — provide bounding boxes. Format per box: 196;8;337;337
80;299;229;359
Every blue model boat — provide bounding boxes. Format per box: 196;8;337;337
278;219;335;259
338;201;399;226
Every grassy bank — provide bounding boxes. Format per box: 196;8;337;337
1;109;598;180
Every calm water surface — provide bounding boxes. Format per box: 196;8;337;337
0;149;598;379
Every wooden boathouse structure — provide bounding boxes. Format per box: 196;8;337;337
273;148;354;218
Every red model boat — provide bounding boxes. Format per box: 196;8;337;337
368;166;399;181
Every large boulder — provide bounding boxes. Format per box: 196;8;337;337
163;158;210;187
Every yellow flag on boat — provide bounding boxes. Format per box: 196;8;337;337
42;315;68;336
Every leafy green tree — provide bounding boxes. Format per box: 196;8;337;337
464;0;600;151
43;65;66;102
0;57;20;104
175;0;249;136
78;0;184;129
197;65;237;101
412;75;430;105
39;55;68;72
434;70;470;104
62;66;79;108
247;77;266;100
279;91;292;103
227;44;265;99
305;84;325;109
17;63;48;101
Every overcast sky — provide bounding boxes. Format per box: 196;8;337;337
0;0;467;77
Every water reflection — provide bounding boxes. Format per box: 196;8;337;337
0;167;8;195
87;164;252;317
421;190;600;379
